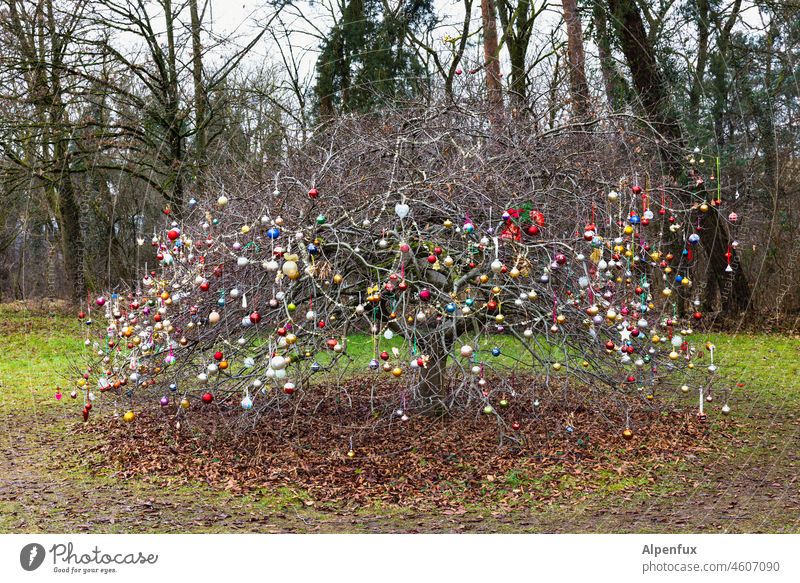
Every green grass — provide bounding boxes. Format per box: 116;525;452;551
0;307;82;411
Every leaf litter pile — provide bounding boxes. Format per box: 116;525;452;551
78;377;721;509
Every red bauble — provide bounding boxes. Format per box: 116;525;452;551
632;185;642;194
202;392;213;403
397;281;408;292
308;187;319;199
78;311;86;319
277;327;287;336
605;341;615;351
427;255;437;264
199;281;210;292
380;351;390;361
249;312;261;324
167;229;180;241
419;289;431;301
526;225;540;236
511;422;521;431
214;351;224;361
693;312;703;320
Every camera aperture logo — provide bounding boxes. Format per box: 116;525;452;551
19;542;158;575
20;543;46;571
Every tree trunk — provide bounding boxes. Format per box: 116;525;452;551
58;178;86;299
416;338;452;414
606;0;681;150
593;2;625;110
164;0;184;218
688;0;709;127
189;0;207;196
561;0;590;119
481;0;503;113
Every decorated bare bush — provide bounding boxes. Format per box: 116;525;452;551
71;109;731;438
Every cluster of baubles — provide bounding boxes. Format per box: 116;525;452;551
67;175;737;440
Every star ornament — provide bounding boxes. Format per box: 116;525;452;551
619;326;632;343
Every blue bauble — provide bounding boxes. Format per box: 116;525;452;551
266;227;280;239
491;347;501;357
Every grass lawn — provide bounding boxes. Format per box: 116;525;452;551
1;302;798;533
